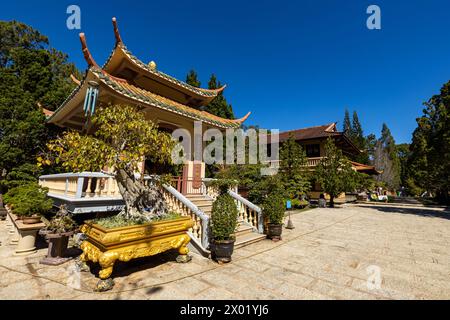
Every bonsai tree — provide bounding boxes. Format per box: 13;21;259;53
3;182;53;217
210;180;239;241
44;205;78;234
262;192;285;225
40;104;175;222
314;137;358;207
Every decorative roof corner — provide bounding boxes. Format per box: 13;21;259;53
325;122;337;132
232;111;251;124
37;102;55;118
112;17;123;45
70;74;81;85
79;33;98;67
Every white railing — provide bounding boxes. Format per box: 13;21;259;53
202;178;263;234
39;172;121;199
264;157;324;168
201;178;221;200
162;184;210;251
307;157;323;167
229;190;264;233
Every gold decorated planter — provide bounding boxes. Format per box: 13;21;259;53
80;216;194;280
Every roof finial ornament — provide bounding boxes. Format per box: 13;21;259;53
79;33;98;67
112;17;123;44
148;61;157;70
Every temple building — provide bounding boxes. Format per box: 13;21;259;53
39;18;264;254
268;123;379;202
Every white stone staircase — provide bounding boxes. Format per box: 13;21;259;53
186;194;266;249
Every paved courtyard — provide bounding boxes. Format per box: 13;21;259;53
1;203;449;300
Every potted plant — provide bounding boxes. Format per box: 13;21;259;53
40;104;193;291
263;192;285;241
39;205;79;265
0;194;6;221
3;183;53;224
209;179;239;263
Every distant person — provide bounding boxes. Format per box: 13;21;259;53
318;194;326;208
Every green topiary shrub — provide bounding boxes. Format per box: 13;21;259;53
263;193;285;225
3;183;53;217
210;191;238;241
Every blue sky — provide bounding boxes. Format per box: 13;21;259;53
2;0;450;143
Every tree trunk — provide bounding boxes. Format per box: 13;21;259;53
115;168;168;221
329;195;335;208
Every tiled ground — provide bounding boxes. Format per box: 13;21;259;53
1;203;449;300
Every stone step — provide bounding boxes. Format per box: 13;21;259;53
190;200;213;207
234;232;267;249
235;223;254;237
199;207;212;215
186;194;208;200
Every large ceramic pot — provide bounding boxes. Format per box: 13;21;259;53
22;215;42;225
211;239;235;263
79;216;194;289
267;223;283;240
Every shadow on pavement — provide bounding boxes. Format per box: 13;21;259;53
355;204;450;220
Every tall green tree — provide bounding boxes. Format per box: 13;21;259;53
352;111;369;164
343;109;352;136
342;109;369;164
315;137;358;207
279;134;310;199
0;21;79;191
407;80;450;202
396;143;410;188
366;133;377;162
186;69;201;88
373;124;401;190
205;74;235;119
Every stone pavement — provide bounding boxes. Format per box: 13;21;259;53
1;203;449;300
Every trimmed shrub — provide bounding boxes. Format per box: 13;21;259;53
210;193;238;241
3;183;53;217
263;193;285;224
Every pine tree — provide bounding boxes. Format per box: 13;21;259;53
407;80;450;203
343;109;352;136
396;143;410;189
315;137;358;207
352;111;369;164
205;74;235;119
279;134;311;199
343;109;369;164
186;69;201;88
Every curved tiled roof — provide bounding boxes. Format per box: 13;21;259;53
90;68;248;129
104;18;225;99
278;123;339;141
48;22;249;129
